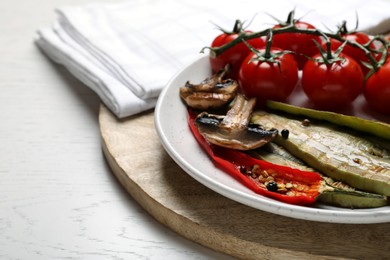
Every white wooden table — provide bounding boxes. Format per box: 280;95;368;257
0;1;234;258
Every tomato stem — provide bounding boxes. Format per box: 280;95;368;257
320;33;334;62
232;19;244;34
285;9;295;26
264;30;273;59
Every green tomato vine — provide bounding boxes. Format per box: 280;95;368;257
206;11;389;75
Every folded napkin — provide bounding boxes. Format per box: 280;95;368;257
36;0;390;118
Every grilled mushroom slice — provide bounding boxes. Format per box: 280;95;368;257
195;94;278;150
180;65;238;110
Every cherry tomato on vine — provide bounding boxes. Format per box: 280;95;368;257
238;47;299;106
364;59;390;114
272;20;321;69
325;31;374;74
209;20;265;80
301;53;364;110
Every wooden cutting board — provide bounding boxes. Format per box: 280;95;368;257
99;104;390;260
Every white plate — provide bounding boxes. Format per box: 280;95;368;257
154;54;390;224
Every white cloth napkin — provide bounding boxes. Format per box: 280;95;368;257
35;0;390;118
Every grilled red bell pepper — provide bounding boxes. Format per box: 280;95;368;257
187;110;323;205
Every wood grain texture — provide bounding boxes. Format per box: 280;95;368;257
99;104;390;260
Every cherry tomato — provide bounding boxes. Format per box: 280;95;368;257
238;47;299;106
272;21;321;69
301;53;364;110
326;32;374;74
364;59;390;114
210;22;265;80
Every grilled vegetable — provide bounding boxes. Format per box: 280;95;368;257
188;110;324;205
318;189;387;208
194;94;278;150
190;109;387;207
251;111;390;196
266;100;390;140
180;65;238;110
254;143;387;208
